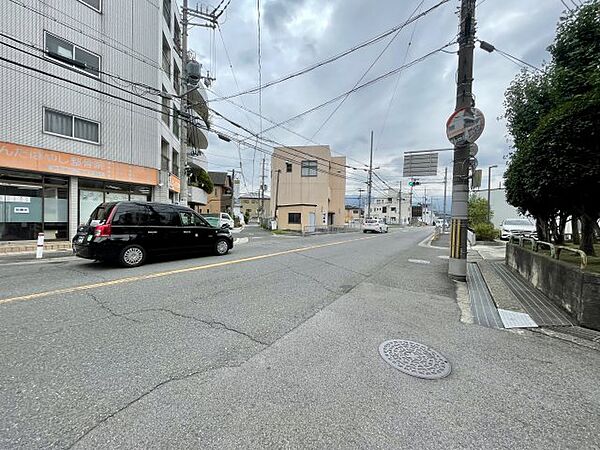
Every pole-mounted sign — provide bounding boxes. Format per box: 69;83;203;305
446;107;485;145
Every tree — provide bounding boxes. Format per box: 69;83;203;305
503;0;600;255
468;195;492;228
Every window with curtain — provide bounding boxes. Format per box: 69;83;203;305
44;109;99;143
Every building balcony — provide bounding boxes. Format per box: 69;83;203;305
188;186;208;205
187;148;208;170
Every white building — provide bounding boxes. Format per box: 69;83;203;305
0;0;208;242
368;188;412;225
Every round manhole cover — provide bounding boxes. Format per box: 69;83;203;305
378;340;451;379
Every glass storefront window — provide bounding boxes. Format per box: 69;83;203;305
79;190;104;225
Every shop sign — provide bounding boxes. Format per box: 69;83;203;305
14;207;30;214
0;141;158;185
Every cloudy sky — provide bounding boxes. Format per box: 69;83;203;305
187;0;565;205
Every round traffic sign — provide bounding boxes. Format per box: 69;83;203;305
446;107;485;145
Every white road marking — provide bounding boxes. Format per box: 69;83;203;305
408;259;431;265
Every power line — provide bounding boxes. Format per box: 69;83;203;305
244;40;456;138
310;0;426;139
7;0;163;71
209;0;451;102
375;1;424;153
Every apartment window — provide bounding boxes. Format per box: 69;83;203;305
387;197;393;202
163;0;172;29
44;108;100;143
301;160;318;177
162;87;170;126
162;35;171;79
161;138;170;171
172;150;179;176
286;162;292;173
382;207;387;213
174;19;182;56
45;32;100;77
173;63;181;95
77;0;101;12
288;213;301;224
173;108;180;138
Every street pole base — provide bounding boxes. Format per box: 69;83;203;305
448;257;467;282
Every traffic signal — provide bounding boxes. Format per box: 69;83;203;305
408;180;420;187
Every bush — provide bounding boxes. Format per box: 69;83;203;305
234;216;241;228
473;223;499;241
244;211;250;224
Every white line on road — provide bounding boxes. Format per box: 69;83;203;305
408;259;431;265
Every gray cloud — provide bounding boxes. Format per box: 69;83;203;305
188;0;565;196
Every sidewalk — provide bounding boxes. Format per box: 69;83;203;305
467;242;600;350
0;240;72;255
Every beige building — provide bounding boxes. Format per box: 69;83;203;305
240;193;270;220
270;145;346;231
344;206;363;223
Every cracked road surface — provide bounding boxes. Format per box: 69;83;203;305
1;227;599;449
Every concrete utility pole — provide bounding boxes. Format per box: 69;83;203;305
487;164;497;223
179;0;190;205
443;167;448;232
397;182;402;225
366;131;374;219
274;169;281;219
449;0;477;281
259;157;266;220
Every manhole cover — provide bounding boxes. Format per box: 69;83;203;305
378;340;451;379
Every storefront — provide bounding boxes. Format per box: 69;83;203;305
0;169;68;241
0;141;159;242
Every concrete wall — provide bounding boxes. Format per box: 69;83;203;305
506;243;600;331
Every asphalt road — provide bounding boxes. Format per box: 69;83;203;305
1;226;599;449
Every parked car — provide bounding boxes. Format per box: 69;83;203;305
500;218;536;240
362;218;389;233
203;212;234;229
72;202;234;267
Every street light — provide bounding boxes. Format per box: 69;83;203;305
487;165;498;223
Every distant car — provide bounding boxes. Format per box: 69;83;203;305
362;218;388;233
500;218;536;240
203;212;234;229
72;202;233;267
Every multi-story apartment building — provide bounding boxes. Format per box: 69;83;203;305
368;188;411;225
270;145;346;231
0;0;208;242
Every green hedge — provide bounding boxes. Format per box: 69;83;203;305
474;223;499;241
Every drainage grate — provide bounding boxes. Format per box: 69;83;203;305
378;340;451;380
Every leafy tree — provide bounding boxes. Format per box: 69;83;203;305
468;195;492;228
187;167;214;194
504;0;600;255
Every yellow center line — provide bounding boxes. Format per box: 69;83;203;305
0;235;377;306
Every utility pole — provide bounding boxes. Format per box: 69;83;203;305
443;167;448;232
449;0;477;281
487;164;497;223
259;157;266;220
274;169;281;220
179;0;190;206
397;182;402;226
366;130;374;220
358;188;365;217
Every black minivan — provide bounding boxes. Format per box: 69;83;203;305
72;202;234;267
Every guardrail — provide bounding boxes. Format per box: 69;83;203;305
302;225;360;236
555;246;588;270
509;236;587;269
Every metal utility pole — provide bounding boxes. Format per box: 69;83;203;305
487;164;497;223
449;0;477;281
366;131;374;219
443;167;448;232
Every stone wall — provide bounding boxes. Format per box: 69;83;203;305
506;243;600;331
